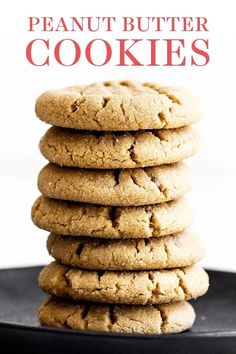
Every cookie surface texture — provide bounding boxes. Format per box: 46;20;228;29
32;196;192;238
38;163;191;206
47;231;204;270
35;81;202;131
38;262;209;305
39;126;200;169
39;297;196;334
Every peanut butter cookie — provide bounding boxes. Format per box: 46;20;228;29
39;297;196;334
38;162;191;206
38;262;209;305
35;81;201;131
47;231;203;270
39;126;200;169
32;196;192;238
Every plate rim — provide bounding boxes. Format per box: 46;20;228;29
1;321;236;339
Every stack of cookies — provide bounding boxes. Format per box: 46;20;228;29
32;81;209;334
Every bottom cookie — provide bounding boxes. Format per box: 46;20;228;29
39;297;195;334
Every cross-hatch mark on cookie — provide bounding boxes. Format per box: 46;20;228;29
143;83;182;105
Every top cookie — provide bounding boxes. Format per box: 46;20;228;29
35;81;202;131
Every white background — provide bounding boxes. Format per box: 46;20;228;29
0;0;235;271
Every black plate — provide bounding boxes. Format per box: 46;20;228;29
0;266;236;354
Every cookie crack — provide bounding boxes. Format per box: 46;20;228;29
147;273;161;303
45;141;58;153
161;91;181;105
142;238;154;253
70;103;78;113
145;207;155;236
50;218;68;229
120;101;127;118
67;304;91;330
127;141;138;163
159;308;168;333
70;96;86;113
134;240;142;254
130;173;146;190
149;174;169;198
163;243;170;266
175;271;189;297
151;130;169;142
81;303;90;321
65;143;76;164
108;305;116;329
76;241;85;257
102;96;111;108
142;83;182;128
113;170;121;186
97;270;106;282
92;117;103;129
63;268;72;288
63;309;79;328
143;83;181;105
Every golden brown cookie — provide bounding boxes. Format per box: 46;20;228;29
39;262;209;305
39;126;200;169
32;196;192;239
47;231;204;270
39;297;196;334
38;163;191;206
35;81;202;131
